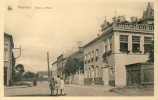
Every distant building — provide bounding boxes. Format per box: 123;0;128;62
37;71;49;81
56;41;83;79
83;3;154;87
4;33;15;86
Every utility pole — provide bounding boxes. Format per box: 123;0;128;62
47;52;50;81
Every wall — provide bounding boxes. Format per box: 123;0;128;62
67;73;84;85
115;54;148;87
4;36;12;86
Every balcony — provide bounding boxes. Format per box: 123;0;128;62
113;23;154;31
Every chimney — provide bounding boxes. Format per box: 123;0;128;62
112;16;117;22
131;17;138;23
118;16;126;22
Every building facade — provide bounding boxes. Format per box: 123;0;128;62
57;54;64;78
37;71;49;81
56;41;83;79
83;3;154;87
4;33;15;86
51;61;57;79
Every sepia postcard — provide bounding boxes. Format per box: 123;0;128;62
1;0;158;100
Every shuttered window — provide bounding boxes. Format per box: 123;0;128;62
132;36;140;53
120;35;128;42
144;37;152;54
144;37;152;44
120;35;128;52
132;36;140;43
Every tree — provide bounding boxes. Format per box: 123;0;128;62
23;71;35;79
14;64;25;81
15;64;25;74
63;57;84;75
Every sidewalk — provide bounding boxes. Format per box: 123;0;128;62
65;84;116;91
4;85;32;89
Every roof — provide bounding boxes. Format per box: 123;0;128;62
4;33;14;48
141;2;154;21
52;61;57;65
83;23;113;49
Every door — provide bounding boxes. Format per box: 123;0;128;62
128;69;140;86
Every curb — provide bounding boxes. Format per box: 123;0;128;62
65;84;117;91
4;85;32;89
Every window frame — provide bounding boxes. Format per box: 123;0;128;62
119;35;129;53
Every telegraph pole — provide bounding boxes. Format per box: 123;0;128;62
47;52;50;81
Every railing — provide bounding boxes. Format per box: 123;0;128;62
113;23;154;31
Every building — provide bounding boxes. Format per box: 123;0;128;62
83;3;154;87
57;54;64;78
64;46;84;84
4;33;15;86
51;61;57;79
56;41;83;79
37;71;49;81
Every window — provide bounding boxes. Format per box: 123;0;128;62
95;49;98;56
144;37;152;54
91;66;94;78
4;48;8;61
110;43;112;51
109;37;112;51
132;36;141;53
88;53;91;63
105;45;107;52
120;35;128;53
89;68;91;78
110;68;114;75
95;49;99;61
95;66;99;77
85;69;87;78
84;54;87;64
91;51;94;61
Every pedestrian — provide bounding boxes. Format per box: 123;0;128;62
32;78;37;86
60;78;65;96
49;77;56;96
55;75;60;96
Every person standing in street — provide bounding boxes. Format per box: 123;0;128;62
49;77;56;96
32;77;37;86
56;75;60;96
60;78;65;96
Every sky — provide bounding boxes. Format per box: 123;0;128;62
4;0;154;72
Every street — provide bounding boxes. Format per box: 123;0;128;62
4;82;120;96
4;82;154;96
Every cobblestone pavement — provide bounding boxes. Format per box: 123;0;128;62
4;82;120;96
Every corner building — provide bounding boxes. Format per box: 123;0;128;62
83;3;154;87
